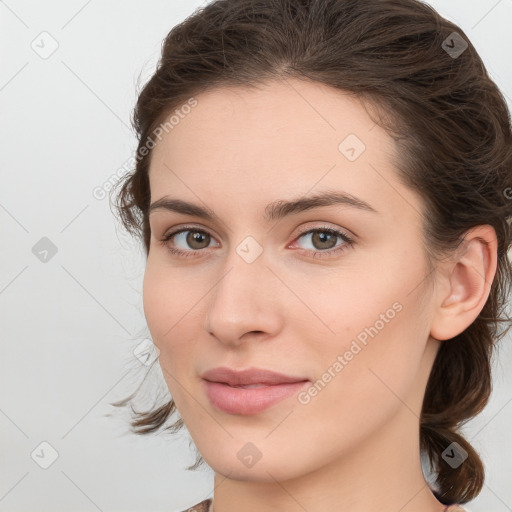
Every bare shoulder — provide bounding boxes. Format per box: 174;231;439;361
445;505;468;511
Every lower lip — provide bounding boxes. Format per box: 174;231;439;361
203;380;309;415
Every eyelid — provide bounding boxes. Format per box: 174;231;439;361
161;223;219;241
160;222;355;261
161;222;353;244
291;222;355;241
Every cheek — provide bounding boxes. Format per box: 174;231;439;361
142;264;198;406
142;262;191;357
142;256;193;333
304;250;432;401
142;265;169;341
294;300;429;454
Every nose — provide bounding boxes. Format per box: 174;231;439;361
203;249;283;347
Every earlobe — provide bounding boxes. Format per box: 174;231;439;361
429;225;498;341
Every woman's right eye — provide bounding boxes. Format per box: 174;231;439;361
159;228;219;258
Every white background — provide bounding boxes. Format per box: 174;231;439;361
1;1;511;511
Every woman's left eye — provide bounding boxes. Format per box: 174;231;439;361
292;227;354;258
159;226;354;259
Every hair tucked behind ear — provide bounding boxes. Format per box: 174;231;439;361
110;0;512;499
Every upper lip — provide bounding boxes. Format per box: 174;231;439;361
201;367;309;386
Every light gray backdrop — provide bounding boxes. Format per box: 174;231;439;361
1;1;511;511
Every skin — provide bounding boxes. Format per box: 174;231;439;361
143;78;497;512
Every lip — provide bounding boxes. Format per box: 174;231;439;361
201;366;308;386
201;367;310;415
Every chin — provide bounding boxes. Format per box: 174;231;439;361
200;443;318;483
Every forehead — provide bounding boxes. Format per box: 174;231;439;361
147;78;421;224
150;78;383;167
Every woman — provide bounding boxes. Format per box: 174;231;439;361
111;0;512;510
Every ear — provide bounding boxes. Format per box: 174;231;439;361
429;225;498;341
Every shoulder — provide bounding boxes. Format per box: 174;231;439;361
179;500;470;512
180;498;213;512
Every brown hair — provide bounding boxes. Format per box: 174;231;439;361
110;0;512;505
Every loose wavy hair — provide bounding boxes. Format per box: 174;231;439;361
110;0;512;506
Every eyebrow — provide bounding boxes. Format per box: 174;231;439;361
148;190;378;223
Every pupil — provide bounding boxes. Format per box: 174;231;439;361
189;231;207;248
315;231;335;249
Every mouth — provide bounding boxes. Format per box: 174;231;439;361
201;366;310;415
201;366;308;386
227;383;271;389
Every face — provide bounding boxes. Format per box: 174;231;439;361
143;78;441;481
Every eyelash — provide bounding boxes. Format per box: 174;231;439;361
158;224;354;260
